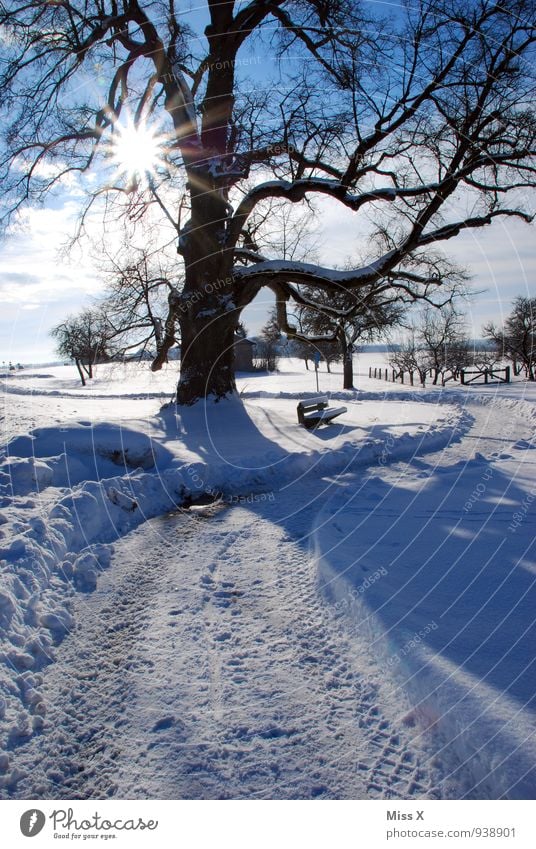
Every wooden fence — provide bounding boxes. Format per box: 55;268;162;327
369;365;511;387
369;366;416;385
460;366;510;385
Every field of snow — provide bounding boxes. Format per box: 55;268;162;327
0;355;535;799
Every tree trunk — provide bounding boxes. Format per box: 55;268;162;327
175;184;240;404
176;283;238;405
340;333;354;389
75;359;86;386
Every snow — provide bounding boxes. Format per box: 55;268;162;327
316;448;536;798
233;252;396;283
0;356;535;799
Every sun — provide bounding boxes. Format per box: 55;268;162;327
109;118;166;187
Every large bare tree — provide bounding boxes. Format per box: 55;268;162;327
1;0;535;404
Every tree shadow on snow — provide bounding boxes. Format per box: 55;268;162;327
226;445;536;798
309;455;536;798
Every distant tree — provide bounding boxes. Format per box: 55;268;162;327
289;335;341;372
288;336;315;370
444;338;473;380
315;339;342;373
471;344;501;371
484;297;536;380
390;308;470;385
419;308;470;384
97;245;180;367
294;286;405;389
255;309;281;372
389;331;430;387
51;309;112;385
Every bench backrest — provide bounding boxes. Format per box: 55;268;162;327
298;396;329;411
297;397;329;424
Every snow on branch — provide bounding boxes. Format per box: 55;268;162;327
229;178;445;245
233;253;397;290
416;209;534;247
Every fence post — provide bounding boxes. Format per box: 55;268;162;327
460;370;465;385
505;365;511;383
369;366;371;378
484;368;488;385
400;371;404;384
385;368;388;381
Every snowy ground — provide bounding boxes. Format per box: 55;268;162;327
0;356;535;799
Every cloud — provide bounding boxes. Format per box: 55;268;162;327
0;271;41;288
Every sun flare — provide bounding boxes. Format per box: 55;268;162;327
109;118;166;186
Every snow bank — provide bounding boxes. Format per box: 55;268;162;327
2;421;174;494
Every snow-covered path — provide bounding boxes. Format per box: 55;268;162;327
7;483;444;799
4;387;535;800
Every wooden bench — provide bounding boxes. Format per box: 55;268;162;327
297;396;347;429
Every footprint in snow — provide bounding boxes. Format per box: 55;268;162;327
200;575;214;587
151;716;176;732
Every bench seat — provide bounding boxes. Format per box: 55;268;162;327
297;398;347;428
305;405;347;421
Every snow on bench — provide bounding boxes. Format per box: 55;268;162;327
297;397;347;429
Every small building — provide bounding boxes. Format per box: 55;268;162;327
233;337;255;372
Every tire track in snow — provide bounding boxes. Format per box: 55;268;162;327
1;517;202;799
